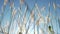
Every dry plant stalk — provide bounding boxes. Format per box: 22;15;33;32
4;0;8;6
30;10;34;23
53;2;56;10
12;8;17;19
20;0;24;5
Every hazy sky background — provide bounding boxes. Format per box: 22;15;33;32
0;0;60;34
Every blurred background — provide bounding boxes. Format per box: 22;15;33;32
0;0;60;34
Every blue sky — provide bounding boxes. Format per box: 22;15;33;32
0;0;60;34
